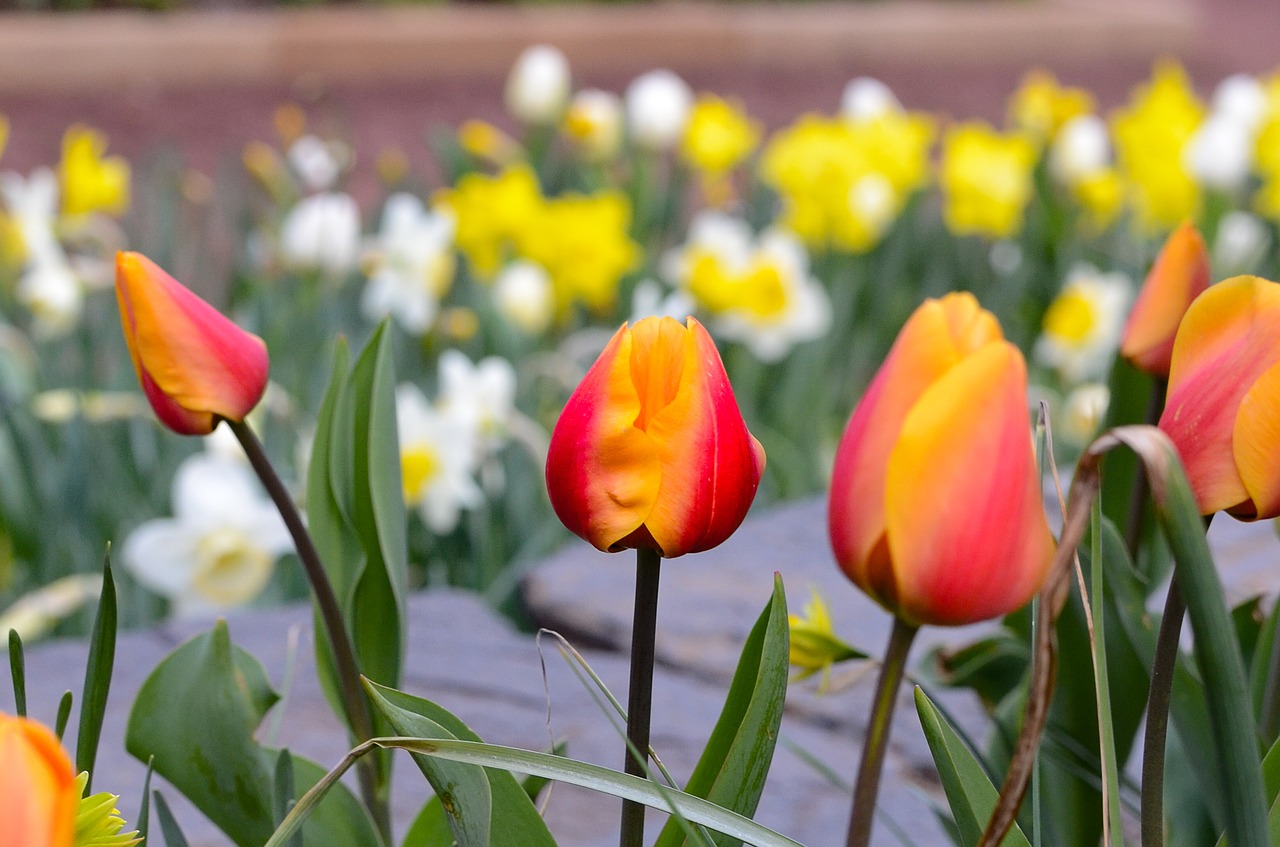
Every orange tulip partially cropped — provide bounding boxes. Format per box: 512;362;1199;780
116;251;269;436
828;293;1055;627
546;316;765;558
1159;275;1280;519
1120;220;1210;379
0;712;77;847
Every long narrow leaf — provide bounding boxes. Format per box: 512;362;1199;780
8;628;25;716
76;555;117;789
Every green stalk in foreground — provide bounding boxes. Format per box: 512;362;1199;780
621;547;662;847
227;419;390;840
846;617;919;847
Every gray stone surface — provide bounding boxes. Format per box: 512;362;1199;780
9;497;1280;847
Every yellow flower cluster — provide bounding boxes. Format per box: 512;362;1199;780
1251;72;1280;220
436;164;638;316
760;110;934;252
939;122;1037;239
681;94;761;176
1110;61;1204;232
1007;68;1095;143
59;125;130;219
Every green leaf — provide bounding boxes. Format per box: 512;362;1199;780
401;798;453;847
54;690;72;740
153;791;191;847
268;737;805;847
1086;500;1124;847
367;680;558;847
125;621;385;847
8;627;25;716
77;555;117;790
915;687;1032;847
655;574;789;847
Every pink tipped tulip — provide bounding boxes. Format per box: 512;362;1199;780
1120;221;1211;379
1159;275;1280;519
828;293;1055;627
0;713;77;847
546;316;765;558
116;251;269;436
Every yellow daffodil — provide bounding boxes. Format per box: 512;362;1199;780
0;115;9;162
1110;61;1204;232
681;94;761;176
521;190;639;315
72;773;141;847
939;122;1037;239
457;120;521;167
435;164;545;280
59;125;130;218
1008;68;1094;143
788;587;862;689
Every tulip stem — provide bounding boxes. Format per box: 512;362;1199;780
1140;579;1184;847
620;547;662;847
846;616;919;847
227;419;390;841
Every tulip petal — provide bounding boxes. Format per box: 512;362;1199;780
828;292;1002;598
1159;276;1280;514
116;252;269;434
0;716;77;847
1121;220;1210;378
1234;358;1280;519
884;342;1053;626
546;323;661;551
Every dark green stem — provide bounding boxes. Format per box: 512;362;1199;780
846;617;919;847
1140;579;1184;847
227;419;390;840
620;547;662;847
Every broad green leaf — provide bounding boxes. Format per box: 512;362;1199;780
655;574;789;847
269;737;805;847
914;688;1032;847
367;680;558;847
401;763;562;847
77;555;117;790
126;621;384;847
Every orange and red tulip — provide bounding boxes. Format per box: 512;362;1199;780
828;293;1055;627
546;316;765;558
116;251;269;436
0;713;77;847
1120;220;1210;379
1159;275;1280;519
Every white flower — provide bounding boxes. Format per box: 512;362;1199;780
1;169;84;337
505;45;571;125
286;135;350;192
1061;382;1111;445
664;211;831;362
493;260;555;335
396;384;483;534
1212;74;1268;132
564;88;623;161
1035;264;1131;383
630;278;695;323
360;193;456;334
122;453;292;617
437;349;516;452
1214;210;1271;277
280;191;361;276
847;173;898;240
1049;114;1111;185
625;69;693;151
0;575;100;644
1185;114;1254;191
840;77;901;122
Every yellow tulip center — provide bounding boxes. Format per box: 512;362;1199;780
192;528;274;607
1042;289;1097;345
630;318;687;433
401;445;440;502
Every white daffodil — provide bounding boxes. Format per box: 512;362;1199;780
840;77;901;123
505;45;572;125
493;260;555;335
396;383;483;534
663;211;831;362
437;349;516;454
280;191;361;276
1060;382;1111;445
1214;210;1271;276
1049;114;1111;185
1185;114;1254;191
360;193;456;334
625;69;693;151
286;134;351;192
0;575;100;644
564;88;624;161
1211;73;1268;132
1035;264;1132;384
122;453;292;617
0;169;84;336
630;277;696;323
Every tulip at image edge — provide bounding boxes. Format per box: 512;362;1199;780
115;251;269;436
0;713;78;847
546;316;765;559
828;292;1055;627
1120;219;1211;378
1159;274;1280;519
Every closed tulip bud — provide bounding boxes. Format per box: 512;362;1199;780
0;712;77;847
116;251;269;436
1120;221;1210;378
828;293;1055;627
1158;275;1280;519
546;316;764;558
